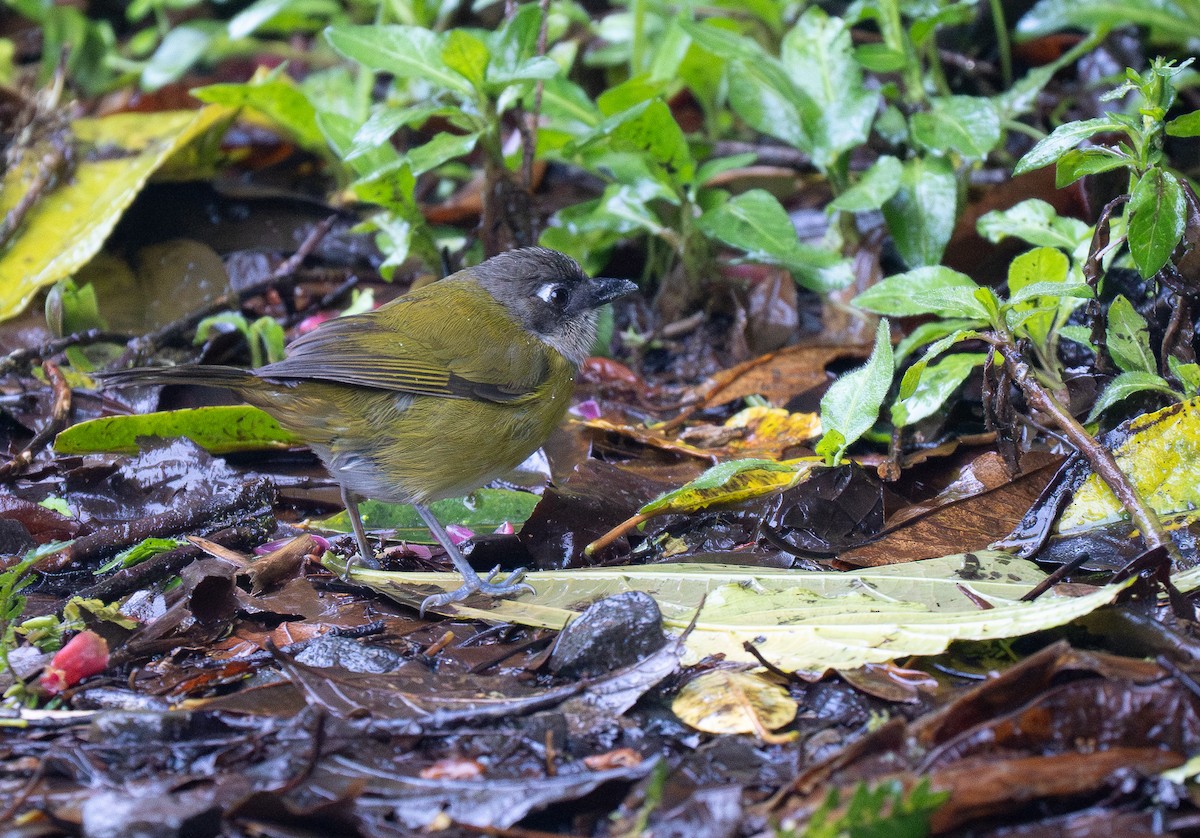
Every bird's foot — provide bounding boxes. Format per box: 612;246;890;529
419;566;534;617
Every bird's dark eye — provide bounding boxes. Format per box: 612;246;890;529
538;283;570;308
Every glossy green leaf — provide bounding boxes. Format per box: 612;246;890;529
405;130;481;175
340;552;1131;674
1087;371;1178;421
325;25;472;96
441;29;489;88
1017;0;1200;38
976;199;1091;252
894;318;981;363
1128;169;1186;278
817;320;893;465
1054;147;1130;187
892;352;987;427
142;23;215;90
881;156;957;268
1014;117;1123;175
697;189;852;292
54;406;301;455
1006;246;1070;296
1106;294;1155;374
910;96;1001;159
1167;110;1200;138
1170;357;1200;395
319;489;540;543
853;266;981;317
681;20;813;150
780;7;879;171
194;72;326;155
830;156;903;213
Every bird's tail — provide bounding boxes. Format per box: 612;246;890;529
95;364;256;392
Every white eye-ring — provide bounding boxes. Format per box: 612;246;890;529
537;283;569;307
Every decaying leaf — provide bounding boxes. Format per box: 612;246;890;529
672;670;798;741
0;106;234;320
332;551;1132;674
1057;397;1200;533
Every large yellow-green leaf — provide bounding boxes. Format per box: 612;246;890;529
53;406;300;455
329;551;1130;674
1058;397;1200;533
0;106;234;321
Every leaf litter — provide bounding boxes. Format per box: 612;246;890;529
4;7;1200;837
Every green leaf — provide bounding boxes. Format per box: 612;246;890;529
680;21;813;150
910;96;1001;159
1167;110;1200;138
852;266;981;317
892;352;987;427
1087;370;1179;421
1054;147;1130;187
1013;117;1123;175
1006;246;1070;296
404;130;481;175
1170;357;1200;395
894;318;981;362
1017;0;1200;38
1106;294;1155;374
640;459;813;517
976;199;1091;252
780;7;879;171
697;189;852;292
853;43;908;72
142;23;215;90
53;406;302;455
441;29;489;89
1128;169;1186;278
319;489;540;543
895;330;981;402
830;155;903;213
817;320;894;465
1006;281;1092;305
95;537;186;575
339;552;1132;674
194;71;326;156
325;25;472;97
881;156;957;268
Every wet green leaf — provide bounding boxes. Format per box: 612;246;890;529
1054;147;1130;187
194;71;327;155
1106;294;1155;374
977;199;1091;252
892;352;987;427
910;96;1001;159
882;156;957;268
340;551;1132;674
781;7;879;171
817;320;893;464
318;489;540;542
853;266;985;320
830;155;903;213
1013;117;1123;174
1128;169;1186;279
53;406;301;455
697;189;852;292
325;24;472;96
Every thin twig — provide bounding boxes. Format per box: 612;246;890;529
996;340;1181;565
0;361;71;479
1019;552;1092;602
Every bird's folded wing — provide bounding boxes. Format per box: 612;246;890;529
255;283;549;402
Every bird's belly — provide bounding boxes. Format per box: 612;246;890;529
261;384;570;505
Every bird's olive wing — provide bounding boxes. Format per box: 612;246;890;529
255;281;550;402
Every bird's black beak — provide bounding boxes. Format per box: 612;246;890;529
588;277;639;306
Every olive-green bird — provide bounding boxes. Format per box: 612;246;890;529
100;247;637;613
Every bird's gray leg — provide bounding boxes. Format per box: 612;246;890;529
340;485;375;578
413;503;533;616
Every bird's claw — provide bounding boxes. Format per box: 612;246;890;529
418;565;534;617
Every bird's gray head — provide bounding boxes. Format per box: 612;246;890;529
472;247;637;365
